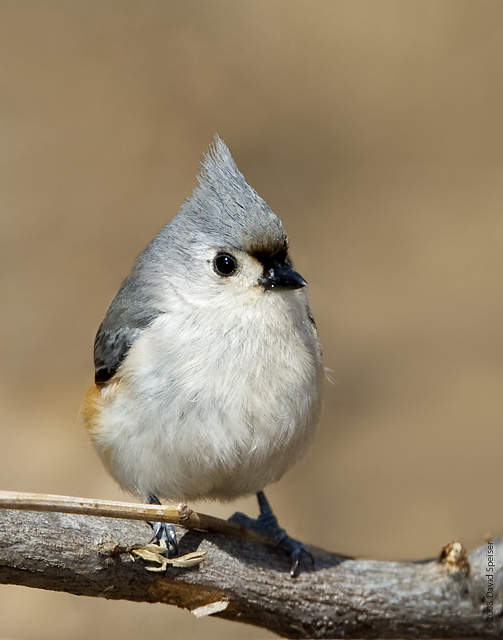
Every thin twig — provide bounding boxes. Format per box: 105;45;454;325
0;490;266;543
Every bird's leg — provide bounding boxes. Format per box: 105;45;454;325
230;491;314;577
147;494;178;556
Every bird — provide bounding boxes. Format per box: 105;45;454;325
81;136;323;575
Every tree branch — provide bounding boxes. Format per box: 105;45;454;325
0;492;501;638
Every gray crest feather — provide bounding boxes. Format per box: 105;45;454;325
166;135;288;255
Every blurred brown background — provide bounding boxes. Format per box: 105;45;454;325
1;1;502;638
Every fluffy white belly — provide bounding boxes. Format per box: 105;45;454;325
88;294;322;502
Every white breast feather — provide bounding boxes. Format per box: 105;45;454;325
90;290;322;502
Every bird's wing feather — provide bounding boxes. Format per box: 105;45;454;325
93;276;159;384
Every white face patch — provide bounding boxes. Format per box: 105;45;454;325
192;247;268;307
213;249;264;290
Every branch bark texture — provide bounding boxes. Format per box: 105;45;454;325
0;508;501;638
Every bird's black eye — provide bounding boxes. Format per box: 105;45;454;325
213;252;238;277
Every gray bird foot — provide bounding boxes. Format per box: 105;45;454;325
230;491;314;577
148;494;178;556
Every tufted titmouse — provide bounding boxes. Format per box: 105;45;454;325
82;137;323;575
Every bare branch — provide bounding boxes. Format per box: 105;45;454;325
0;493;501;638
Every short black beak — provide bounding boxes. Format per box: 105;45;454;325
260;264;307;291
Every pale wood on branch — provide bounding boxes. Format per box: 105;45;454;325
0;491;501;638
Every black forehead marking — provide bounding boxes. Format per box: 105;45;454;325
241;232;288;255
251;247;290;268
247;235;288;256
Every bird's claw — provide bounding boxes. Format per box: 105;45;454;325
150;521;178;556
275;534;314;577
135;515;204;572
263;521;314;577
230;501;314;577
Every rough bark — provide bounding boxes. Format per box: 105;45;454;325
0;508;501;638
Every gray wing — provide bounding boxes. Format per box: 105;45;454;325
93;276;159;384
